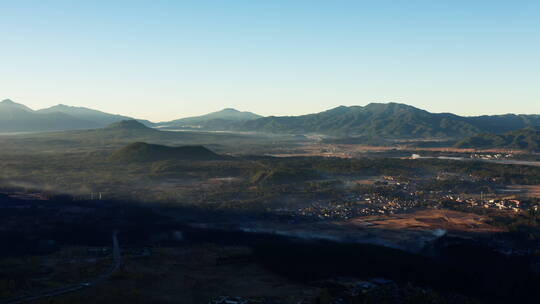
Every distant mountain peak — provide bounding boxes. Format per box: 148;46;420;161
364;102;420;110
42;104;101;112
220;108;240;112
164;108;262;128
215;108;258;115
321;105;353;115
51;104;71;108
0;99;34;112
322;103;421;115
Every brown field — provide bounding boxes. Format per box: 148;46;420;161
347;209;504;233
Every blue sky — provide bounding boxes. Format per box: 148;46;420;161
1;0;539;121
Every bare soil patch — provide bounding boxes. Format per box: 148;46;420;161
347;209;504;233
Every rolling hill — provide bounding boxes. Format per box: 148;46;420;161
455;126;540;151
110;142;226;162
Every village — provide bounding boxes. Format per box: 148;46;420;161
270;174;540;223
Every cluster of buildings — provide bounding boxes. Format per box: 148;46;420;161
470;153;513;160
450;196;537;213
279;192;420;221
271;172;540;222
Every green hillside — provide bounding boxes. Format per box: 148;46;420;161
455;126;540;151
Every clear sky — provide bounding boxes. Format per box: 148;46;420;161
1;0;539;121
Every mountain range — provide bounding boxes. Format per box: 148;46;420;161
37;104;155;126
0;99;152;133
1;99;539;140
231;103;540;138
0;99;98;132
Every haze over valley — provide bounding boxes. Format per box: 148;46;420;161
2;1;540;303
